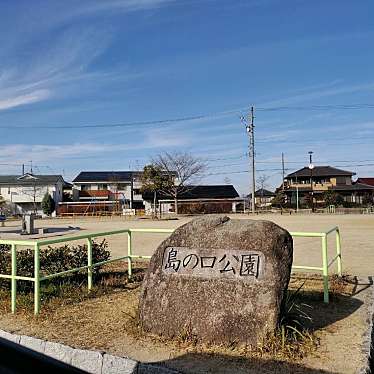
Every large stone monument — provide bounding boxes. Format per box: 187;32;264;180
138;215;293;345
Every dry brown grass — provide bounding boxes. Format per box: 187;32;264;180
0;267;357;367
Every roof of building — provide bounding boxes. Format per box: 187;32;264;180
0;174;64;185
254;188;275;197
332;183;374;191
286;166;355;178
285;183;374;193
142;185;239;201
356;178;374;187
73;171;142;183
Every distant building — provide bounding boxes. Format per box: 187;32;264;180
0;173;65;215
283;166;374;206
58;171;144;215
248;188;276;207
356;178;374;187
73;171;143;206
142;185;240;214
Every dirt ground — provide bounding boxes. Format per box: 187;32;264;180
0;268;371;374
0;213;373;373
2;213;373;276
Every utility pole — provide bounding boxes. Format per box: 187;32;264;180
241;106;256;214
308;151;314;212
281;152;285;191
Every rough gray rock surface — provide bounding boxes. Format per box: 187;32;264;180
139;215;293;345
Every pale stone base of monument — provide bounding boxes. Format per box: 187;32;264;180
138;215;293;345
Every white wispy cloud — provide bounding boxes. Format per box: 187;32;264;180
0;1;170;112
260;81;374;107
0;90;51;111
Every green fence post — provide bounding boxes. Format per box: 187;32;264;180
11;244;17;314
335;228;342;277
34;243;40;315
321;234;329;303
87;237;93;291
127;231;132;279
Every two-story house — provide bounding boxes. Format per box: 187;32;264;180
57;171;144;215
0;173;65;215
283;166;374;206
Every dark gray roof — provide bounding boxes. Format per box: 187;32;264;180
286;166;355;178
254;188;275;197
332;183;374;191
143;185;239;201
0;174;64;185
73;171;142;183
285;183;374;193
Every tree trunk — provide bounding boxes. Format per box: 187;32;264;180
174;197;178;215
153;191;157;218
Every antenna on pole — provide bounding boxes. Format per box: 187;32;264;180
241;106;256;214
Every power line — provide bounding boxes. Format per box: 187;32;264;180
203;162;374;178
257;104;374;111
0;107;248;130
1;103;374;130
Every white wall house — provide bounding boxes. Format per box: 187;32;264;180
0;174;64;215
72;171;143;209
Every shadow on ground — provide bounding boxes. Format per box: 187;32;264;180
0;226;80;236
299;291;363;332
140;353;338;374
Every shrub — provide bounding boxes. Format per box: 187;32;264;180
41;193;55;216
323;191;344;207
0;240;110;289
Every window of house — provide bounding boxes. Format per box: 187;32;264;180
81;185;90;191
98;184;108;190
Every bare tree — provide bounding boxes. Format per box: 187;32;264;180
256;174;269;191
256;174;270;207
223;177;231;185
17;182;48;214
108;173;123;213
152;151;206;214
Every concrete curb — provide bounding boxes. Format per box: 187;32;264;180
0;330;180;374
356;277;374;374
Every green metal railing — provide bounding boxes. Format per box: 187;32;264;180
290;226;342;303
0;226;341;313
0;228;174;314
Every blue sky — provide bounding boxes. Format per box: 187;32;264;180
1;0;374;194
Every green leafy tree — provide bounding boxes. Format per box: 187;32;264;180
323;190;344;207
141;164;173;217
41;193;55;216
271;191;287;209
362;192;374;207
0;195;5;215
